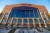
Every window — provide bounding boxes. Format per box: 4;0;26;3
42;13;45;15
24;19;28;24
10;6;40;18
34;18;38;23
30;10;34;18
8;18;12;23
26;10;29;17
48;17;50;20
34;8;38;14
29;19;33;23
4;13;8;18
2;18;6;24
39;19;43;23
19;30;24;33
34;13;39;18
12;19;17;24
18;19;22;24
42;13;46;18
21;10;25;17
44;18;48;23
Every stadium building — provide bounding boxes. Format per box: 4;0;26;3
0;3;50;33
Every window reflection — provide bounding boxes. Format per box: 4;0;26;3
4;12;8;18
24;19;28;24
10;6;40;18
8;18;11;24
2;18;6;24
39;19;43;24
44;18;48;23
12;19;17;24
29;19;33;23
18;19;22;24
48;17;50;20
34;18;38;23
42;13;46;18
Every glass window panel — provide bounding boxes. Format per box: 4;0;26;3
30;10;34;18
21;10;25;17
4;13;8;18
42;15;46;18
19;30;24;33
44;18;48;23
34;9;38;13
10;10;13;17
42;13;45;15
34;14;39;18
10;7;40;18
48;17;50;20
24;19;28;24
18;19;22;23
39;19;43;23
29;19;33;23
34;18;38;23
42;13;46;18
12;19;17;24
26;10;29;17
8;18;11;23
2;18;6;24
6;12;8;15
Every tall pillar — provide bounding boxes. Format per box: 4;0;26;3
22;18;24;27
38;18;42;27
0;13;5;24
27;18;30;29
42;18;47;27
32;18;36;27
16;18;18;26
10;18;13;26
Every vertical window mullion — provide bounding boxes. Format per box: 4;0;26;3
29;10;30;18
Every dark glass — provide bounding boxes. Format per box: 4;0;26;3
34;14;39;18
48;17;50;20
42;13;46;18
26;10;29;17
18;19;22;24
42;13;45;15
34;18;38;23
12;19;17;24
39;19;43;23
10;6;40;18
30;10;34;18
44;18;48;23
29;19;33;23
24;19;28;24
8;18;12;23
21;10;26;17
4;13;8;18
34;8;38;14
2;18;6;24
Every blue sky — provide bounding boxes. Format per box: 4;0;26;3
0;0;50;13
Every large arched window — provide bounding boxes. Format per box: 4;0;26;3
10;6;40;18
